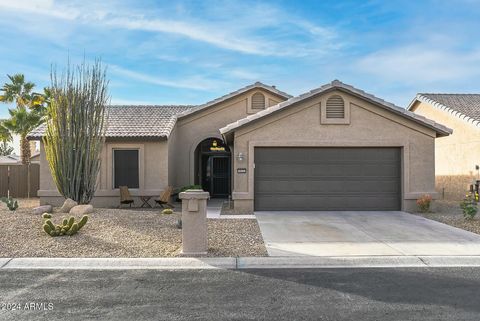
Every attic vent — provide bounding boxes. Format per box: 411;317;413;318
326;95;345;118
251;92;266;109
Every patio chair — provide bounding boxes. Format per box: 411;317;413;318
155;186;175;208
119;186;134;208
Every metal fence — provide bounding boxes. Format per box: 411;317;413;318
0;164;40;198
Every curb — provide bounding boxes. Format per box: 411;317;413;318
2;256;480;270
1;258;236;270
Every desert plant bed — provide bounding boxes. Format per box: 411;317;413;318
0;203;267;257
414;200;480;235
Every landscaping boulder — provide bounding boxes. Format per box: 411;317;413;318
60;198;78;213
33;205;53;215
69;204;94;215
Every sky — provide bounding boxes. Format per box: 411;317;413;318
0;0;480;124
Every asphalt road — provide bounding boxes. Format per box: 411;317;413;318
1;267;480;320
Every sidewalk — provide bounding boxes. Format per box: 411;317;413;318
2;256;480;270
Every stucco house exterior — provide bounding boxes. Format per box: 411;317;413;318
409;94;480;200
29;80;451;213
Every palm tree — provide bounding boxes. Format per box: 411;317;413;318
2;109;42;163
0;74;35;110
0;74;46;163
0;121;13;156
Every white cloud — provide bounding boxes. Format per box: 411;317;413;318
356;45;480;84
0;1;339;57
109;65;222;90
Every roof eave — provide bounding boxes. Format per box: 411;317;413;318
220;81;452;138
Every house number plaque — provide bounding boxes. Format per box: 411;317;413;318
237;168;247;174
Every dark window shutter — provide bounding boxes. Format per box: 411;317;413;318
114;150;139;188
251;92;266;109
326;95;345;118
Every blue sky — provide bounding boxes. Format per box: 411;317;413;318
1;0;480;120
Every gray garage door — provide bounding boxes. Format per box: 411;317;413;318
254;147;401;211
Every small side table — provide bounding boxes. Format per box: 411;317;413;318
140;196;152;208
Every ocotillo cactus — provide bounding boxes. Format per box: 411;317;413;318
43;215;89;237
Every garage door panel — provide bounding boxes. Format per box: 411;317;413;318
256;179;400;194
254;147;401;211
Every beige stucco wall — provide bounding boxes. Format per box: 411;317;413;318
411;100;479;200
39;139;169;207
171;89;286;189
230;90;438;213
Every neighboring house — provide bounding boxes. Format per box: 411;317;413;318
408;94;480;200
29;80;451;212
0;152;40;165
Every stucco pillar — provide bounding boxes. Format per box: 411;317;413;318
179;189;210;255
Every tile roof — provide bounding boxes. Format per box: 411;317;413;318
177;81;292;119
411;94;480;126
28;105;194;139
220;80;452;137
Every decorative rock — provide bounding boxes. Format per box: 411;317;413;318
60;198;78;213
69;204;94;215
33;205;53;215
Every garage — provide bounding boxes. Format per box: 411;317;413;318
254;147;401;211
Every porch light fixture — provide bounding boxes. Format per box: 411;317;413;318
236;152;245;162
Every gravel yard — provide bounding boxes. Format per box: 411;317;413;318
0;199;267;257
414;199;480;235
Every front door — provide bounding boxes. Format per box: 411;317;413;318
208;156;230;198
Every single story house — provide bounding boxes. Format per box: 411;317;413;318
29;80;451;212
409;94;480;200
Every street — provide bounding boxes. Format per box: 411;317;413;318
1;267;480;320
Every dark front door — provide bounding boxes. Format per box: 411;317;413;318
209;156;230;198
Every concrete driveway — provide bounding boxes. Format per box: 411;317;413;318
255;211;480;256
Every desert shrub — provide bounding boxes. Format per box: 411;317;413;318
416;194;432;213
460;193;478;220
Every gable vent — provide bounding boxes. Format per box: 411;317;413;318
326;95;345;118
251;92;266;109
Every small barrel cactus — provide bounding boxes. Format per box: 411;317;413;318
43;215;89;237
42;213;52;219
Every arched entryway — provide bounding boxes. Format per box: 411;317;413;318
194;138;231;198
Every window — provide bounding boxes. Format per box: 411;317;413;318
326;95;345;118
251;92;266;109
114;149;139;188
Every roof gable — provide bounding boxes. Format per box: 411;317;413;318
177;82;291;119
220;80;452;137
409;94;480;127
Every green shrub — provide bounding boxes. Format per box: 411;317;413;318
43;215;89;237
460;193;478;220
179;185;202;193
416;194;432;213
1;197;18;211
162;208;173;215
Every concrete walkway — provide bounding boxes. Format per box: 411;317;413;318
256;211;480;256
206;199;255;219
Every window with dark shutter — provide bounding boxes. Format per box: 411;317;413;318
326;95;345;118
251;92;266;109
114;149;139;188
